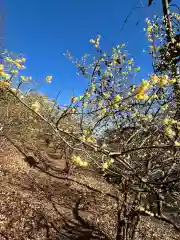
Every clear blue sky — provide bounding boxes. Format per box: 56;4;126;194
3;0;177;103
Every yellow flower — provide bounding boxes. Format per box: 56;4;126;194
101;108;107;115
168;78;176;84
86;136;96;143
71;96;78;103
91;83;95;92
0;81;10;88
113;94;121;103
20;65;26;69
157;75;168;87
20;57;26;62
11;88;18;93
136;93;149;100
175;141;180;147
0;64;4;71
90;39;95;44
11;69;19;74
160;104;168;111
128;58;133;65
85;92;90;98
71;108;76;113
103;92;109;98
71;155;89;167
20;76;26;81
13;61;22;68
152;94;158;99
114;103;119;109
0;71;10;79
82;103;87;108
45;76;52;83
165;127;175;138
103;158;114;169
163;118;170;125
103;162;108;169
32;101;41;113
150;74;159;84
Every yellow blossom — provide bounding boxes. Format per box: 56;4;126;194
175;141;180;147
103;158;114;169
168;78;176;84
11;88;18;93
113;94;121;103
20;57;26;62
82;103;87;108
0;71;10;79
165;127;175;138
0;64;4;71
32;101;41;113
160;104;168;111
91;83;95;92
157;75;168;87
86;136;96;143
71;108;76;113
103;162;108;169
102;108;107;115
114;103;119;109
20;65;25;69
71;96;78;103
71;155;89;167
128;58;133;65
150;74;159;84
103;92;109;98
11;69;18;74
0;81;10;88
163;118;170;125
136;93;149;100
20;76;26;81
13;61;22;68
45;76;52;83
90;39;95;44
152;94;158;99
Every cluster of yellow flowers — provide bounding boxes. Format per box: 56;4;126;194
45;76;52;83
136;74;177;100
80;128;96;143
71;108;76;113
172;12;180;21
71;96;78;103
150;74;176;87
31;101;41;113
163;117;179;139
71;155;88;167
136;80;151;100
101;108;107;115
165;126;176;139
90;34;101;48
0;64;10;80
20;76;32;82
145;18;154;43
0;81;10;88
11;87;18;94
103;158;114;169
6;57;26;69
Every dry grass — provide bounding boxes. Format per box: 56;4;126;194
0;136;180;239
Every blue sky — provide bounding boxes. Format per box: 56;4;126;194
3;0;176;103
